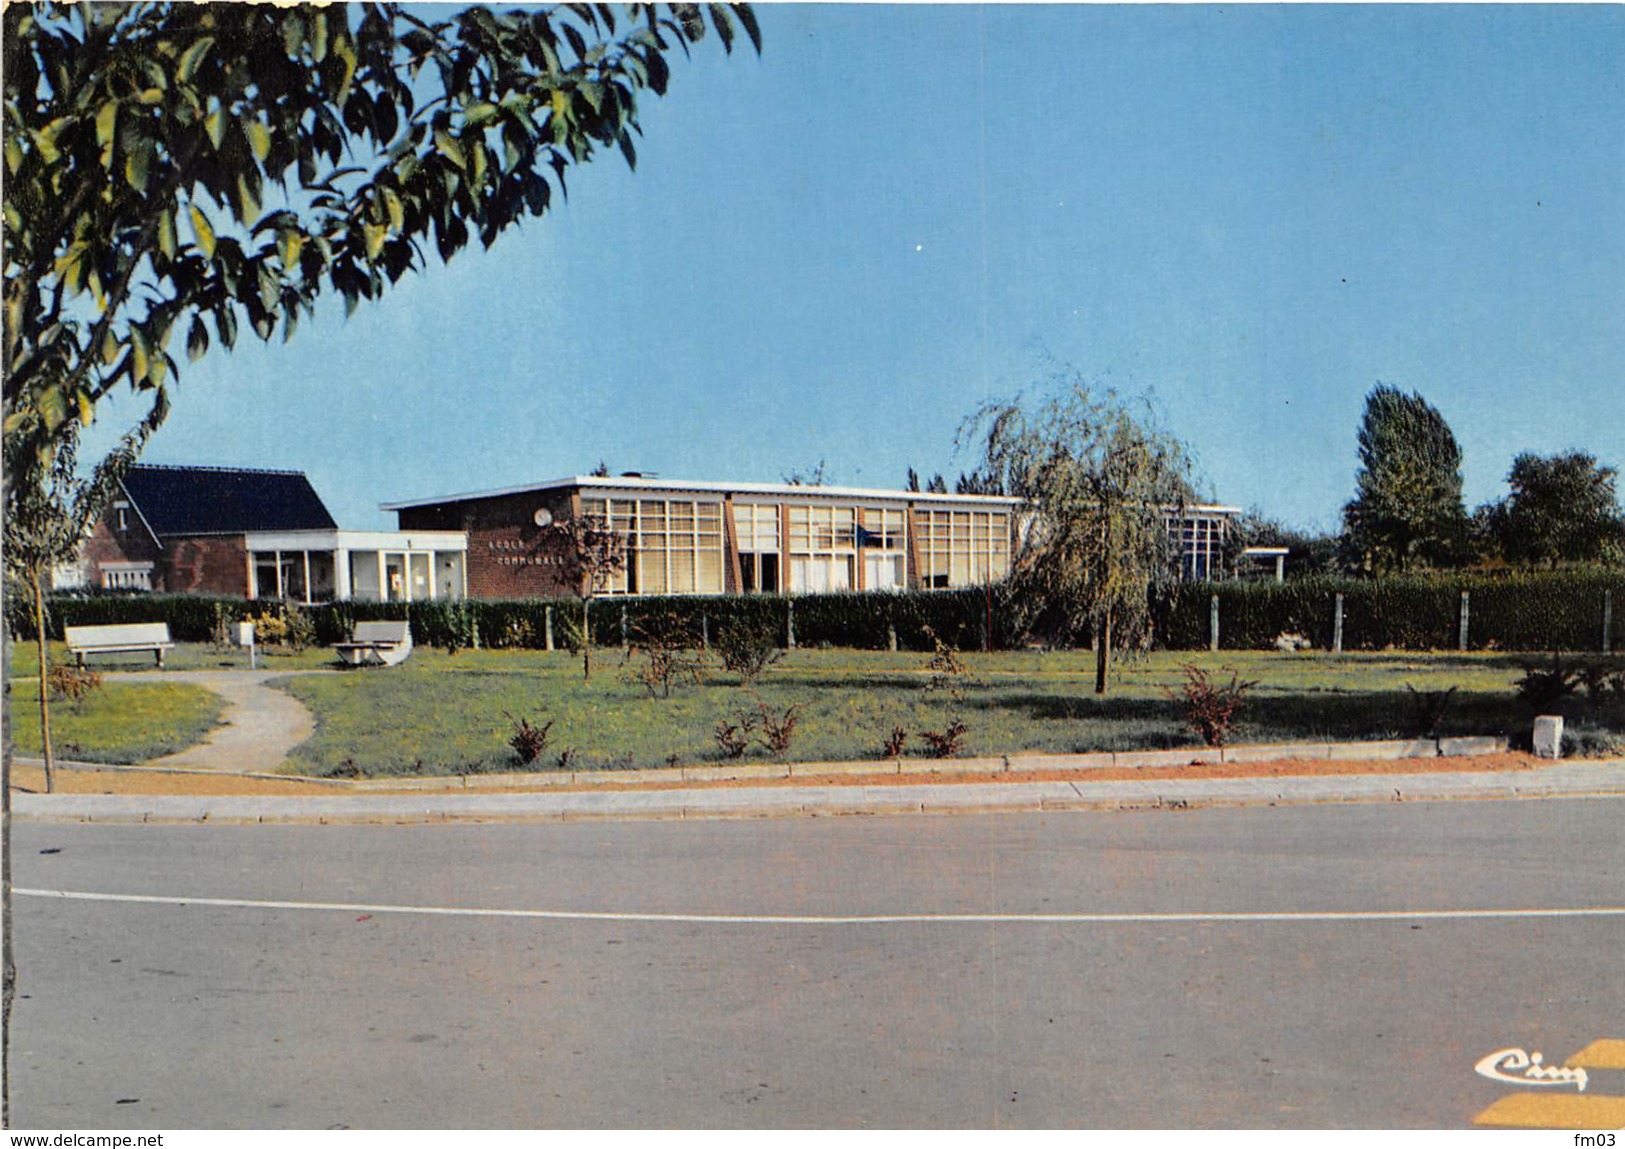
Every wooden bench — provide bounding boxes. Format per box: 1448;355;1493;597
64;622;174;668
335;620;413;668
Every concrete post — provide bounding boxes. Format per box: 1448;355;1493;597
888;623;898;653
702;614;710;651
1209;594;1220;652
544;605;554;652
786;599;796;650
1458;590;1470;652
620;604;629;650
1604;589;1613;654
1333;593;1344;654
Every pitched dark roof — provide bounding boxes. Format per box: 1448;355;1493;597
120;465;337;537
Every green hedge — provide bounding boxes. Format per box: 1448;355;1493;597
1160;570;1625;652
15;588;1012;652
18;571;1622;652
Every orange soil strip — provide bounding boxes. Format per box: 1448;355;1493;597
10;752;1545;799
9;764;342;797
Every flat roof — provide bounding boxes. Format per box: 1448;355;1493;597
382;475;1027;512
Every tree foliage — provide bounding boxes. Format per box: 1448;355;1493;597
1341;384;1471;574
1479;451;1625;568
2;1;758;468
963;378;1192;693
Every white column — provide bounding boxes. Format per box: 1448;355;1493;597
274;550;285;599
302;551;313;605
335;551;352;600
377;552;387;601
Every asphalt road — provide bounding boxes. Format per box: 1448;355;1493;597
9;797;1623;1128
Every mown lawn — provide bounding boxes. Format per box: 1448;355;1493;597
9;678;226;764
7;640;335;677
274;647;1622;777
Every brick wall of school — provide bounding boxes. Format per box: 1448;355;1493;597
163;536;250;596
396;490;579;599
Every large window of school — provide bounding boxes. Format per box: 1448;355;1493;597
583;497;726;595
785;504;908;593
787;504;855;593
916;509;1011;588
733;503;780;593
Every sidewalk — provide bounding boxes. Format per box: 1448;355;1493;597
14;759;1624;825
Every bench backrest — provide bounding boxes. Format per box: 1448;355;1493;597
65;622;173;648
352;620;411;644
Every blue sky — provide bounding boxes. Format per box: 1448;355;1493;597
91;4;1625;532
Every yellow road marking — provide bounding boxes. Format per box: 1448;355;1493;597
1567;1039;1625;1071
1472;1092;1625;1129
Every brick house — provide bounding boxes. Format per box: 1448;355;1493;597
68;464;467;602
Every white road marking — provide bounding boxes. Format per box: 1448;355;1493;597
16;888;1625;926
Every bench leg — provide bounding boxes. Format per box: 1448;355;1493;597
155;648;165;669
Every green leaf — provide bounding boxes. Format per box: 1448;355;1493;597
4;135;22;174
433;128;466;170
32;118;69;164
176;36;215;83
130;330;150;383
363;221;387;261
95;101;118;154
186;316;209;362
235;172;261;223
205;108;226;150
245;118;272;163
189;204;216;258
156;207;177;259
137;88;165;106
277;230;305;272
53;242;87;296
463;101;500;129
76;390;94;426
382;187;404;232
124;139;151;193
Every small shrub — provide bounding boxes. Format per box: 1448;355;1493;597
1515;654;1583;710
624;612;708;699
754;698;801;757
1404;684;1458;739
714;617;783;684
556;748;578;771
325;757;364;779
1563;727;1625;759
1167;664;1258;747
506;714;554;765
918;718;968;759
881;725;908;759
714;718;752;759
47;663;102;705
923;625;970;701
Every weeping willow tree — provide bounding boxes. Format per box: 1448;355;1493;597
963;377;1192;694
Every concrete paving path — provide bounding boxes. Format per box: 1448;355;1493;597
114;669;326;774
14;758;1624;824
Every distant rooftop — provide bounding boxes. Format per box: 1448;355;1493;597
122;464;337;537
381;474;1028;512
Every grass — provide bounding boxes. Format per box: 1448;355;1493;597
272;646;1624;778
6;639;338;677
9;678;226;764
